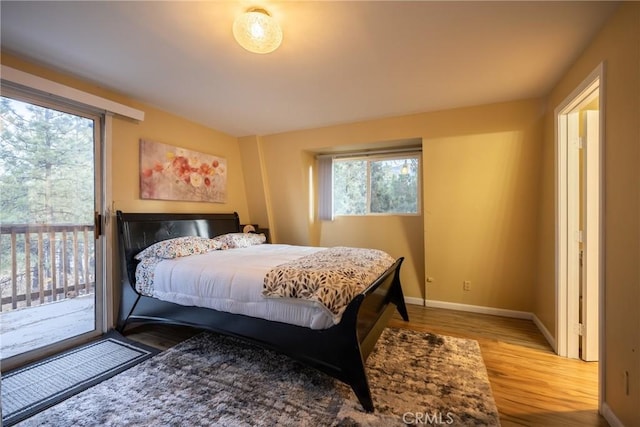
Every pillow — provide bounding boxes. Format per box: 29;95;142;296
134;236;224;260
212;232;266;249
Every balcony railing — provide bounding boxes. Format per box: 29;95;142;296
0;223;95;312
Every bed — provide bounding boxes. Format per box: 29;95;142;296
116;211;409;412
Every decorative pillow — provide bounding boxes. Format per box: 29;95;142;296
212;232;266;249
134;236;224;260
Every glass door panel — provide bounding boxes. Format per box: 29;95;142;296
0;95;101;364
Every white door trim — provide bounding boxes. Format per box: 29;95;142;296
554;62;605;409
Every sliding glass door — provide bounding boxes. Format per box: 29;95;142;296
0;91;104;369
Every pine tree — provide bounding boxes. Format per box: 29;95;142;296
1;97;96;302
334;157;419;215
0;97;94;224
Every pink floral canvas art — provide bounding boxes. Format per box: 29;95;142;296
140;139;227;203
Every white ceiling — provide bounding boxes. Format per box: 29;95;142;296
1;1;618;137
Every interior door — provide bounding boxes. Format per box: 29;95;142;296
567;111;581;360
580;109;600;362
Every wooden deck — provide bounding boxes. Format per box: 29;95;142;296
0;294;95;360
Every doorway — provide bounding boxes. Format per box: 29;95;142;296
0;91;104;370
555;63;603;363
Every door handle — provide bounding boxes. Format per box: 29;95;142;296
94;211;102;240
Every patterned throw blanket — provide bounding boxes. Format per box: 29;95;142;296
262;247;395;324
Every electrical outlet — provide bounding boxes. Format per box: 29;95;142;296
463;281;471;291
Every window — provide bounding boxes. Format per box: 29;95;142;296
320;151;420;218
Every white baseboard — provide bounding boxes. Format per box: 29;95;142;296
601;402;625;427
404;296;426;306
532;313;556;351
403;299;558;351
424;299;532;319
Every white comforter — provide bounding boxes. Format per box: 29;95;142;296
138;244;337;329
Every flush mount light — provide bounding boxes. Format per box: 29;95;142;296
233;7;283;54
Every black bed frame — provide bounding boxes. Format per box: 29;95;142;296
116;211;409;412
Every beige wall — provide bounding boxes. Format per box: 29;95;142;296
110;103;248;217
237;135;271;228
535;3;639;425
424;125;542;310
1;53;251;324
246;99;544;305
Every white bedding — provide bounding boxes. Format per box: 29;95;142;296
139;244;338;329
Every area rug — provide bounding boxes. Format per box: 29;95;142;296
2;331;158;426
16;328;500;426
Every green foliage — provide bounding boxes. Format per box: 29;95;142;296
333;156;419;216
0;97;95;224
333;160;367;215
1;97;97;294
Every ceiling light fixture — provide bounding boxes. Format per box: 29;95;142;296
233;7;283;54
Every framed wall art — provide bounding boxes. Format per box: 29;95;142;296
139;139;227;203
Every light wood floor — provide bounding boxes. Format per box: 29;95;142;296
124;305;607;427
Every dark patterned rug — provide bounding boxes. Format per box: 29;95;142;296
17;328;500;426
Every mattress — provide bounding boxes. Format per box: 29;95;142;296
137;244;337;329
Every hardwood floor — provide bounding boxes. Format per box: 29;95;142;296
388;306;606;427
124;305;607;427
